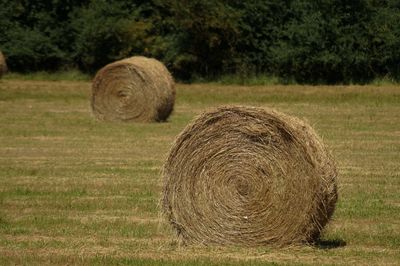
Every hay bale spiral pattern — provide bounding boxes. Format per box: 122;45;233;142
162;106;338;246
91;56;175;122
0;51;7;78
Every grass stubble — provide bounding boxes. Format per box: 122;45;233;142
0;80;399;265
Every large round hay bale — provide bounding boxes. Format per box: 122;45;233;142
0;51;7;78
91;56;175;122
162;106;338;246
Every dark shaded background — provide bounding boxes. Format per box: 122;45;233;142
0;0;399;84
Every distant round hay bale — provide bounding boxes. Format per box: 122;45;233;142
91;56;175;122
0;51;7;78
162;106;338;246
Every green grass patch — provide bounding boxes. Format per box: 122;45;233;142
3;70;91;81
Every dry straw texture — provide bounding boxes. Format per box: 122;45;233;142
0;51;7;78
162;106;338;246
91;56;175;122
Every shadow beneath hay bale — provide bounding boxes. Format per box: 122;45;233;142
156;119;172;123
315;239;347;249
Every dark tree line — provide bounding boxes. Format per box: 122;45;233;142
1;0;399;83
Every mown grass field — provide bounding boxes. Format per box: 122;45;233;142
0;80;399;265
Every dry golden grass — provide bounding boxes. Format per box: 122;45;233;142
0;80;399;265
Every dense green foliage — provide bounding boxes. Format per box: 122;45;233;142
1;0;399;83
